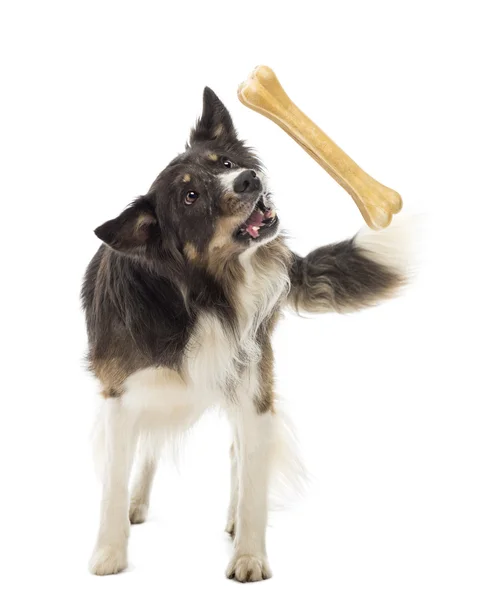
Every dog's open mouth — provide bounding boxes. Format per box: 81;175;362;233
236;197;278;241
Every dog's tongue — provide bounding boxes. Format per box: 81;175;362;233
246;210;264;238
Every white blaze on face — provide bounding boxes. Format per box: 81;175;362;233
218;168;250;194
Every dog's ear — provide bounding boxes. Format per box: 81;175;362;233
94;195;160;255
190;87;237;144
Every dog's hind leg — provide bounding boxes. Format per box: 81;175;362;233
225;438;239;538
89;398;138;576
129;453;158;525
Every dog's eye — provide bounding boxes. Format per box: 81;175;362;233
222;158;234;169
185;191;199;205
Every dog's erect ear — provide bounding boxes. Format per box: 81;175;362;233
94;195;159;255
190;87;237;144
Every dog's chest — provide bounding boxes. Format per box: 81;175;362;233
184;312;260;395
122;252;288;430
121;310;262;435
184;255;286;394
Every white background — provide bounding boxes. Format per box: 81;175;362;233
1;1;500;598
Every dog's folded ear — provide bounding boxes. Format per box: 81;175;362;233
94;195;159;255
190;87;237;145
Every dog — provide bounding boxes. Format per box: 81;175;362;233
82;87;412;582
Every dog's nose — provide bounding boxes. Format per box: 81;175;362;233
233;170;261;194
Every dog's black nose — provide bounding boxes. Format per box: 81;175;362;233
233;170;261;194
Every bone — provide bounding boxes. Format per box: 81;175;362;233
238;66;402;230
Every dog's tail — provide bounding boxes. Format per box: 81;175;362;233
288;216;419;314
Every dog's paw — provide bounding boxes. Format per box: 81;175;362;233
226;554;272;583
129;501;149;525
89;544;127;576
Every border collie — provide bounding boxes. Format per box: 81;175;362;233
82;87;411;582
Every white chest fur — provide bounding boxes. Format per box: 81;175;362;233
184;248;288;394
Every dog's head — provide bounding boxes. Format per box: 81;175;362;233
94;88;279;271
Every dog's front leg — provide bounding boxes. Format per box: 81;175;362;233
89;398;137;576
226;402;273;582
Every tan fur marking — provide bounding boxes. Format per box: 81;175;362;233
179;214;248;283
135;213;155;231
100;387;121;399
208;153;218;162
184;242;199;261
93;357;128;397
208;215;242;252
182;173;191;183
206;216;244;280
213;124;224;138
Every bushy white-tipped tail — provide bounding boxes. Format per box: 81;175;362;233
355;213;423;281
289;213;422;314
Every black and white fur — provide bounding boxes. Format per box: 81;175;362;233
82;88;413;582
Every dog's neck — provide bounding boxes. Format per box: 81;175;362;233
234;238;292;337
